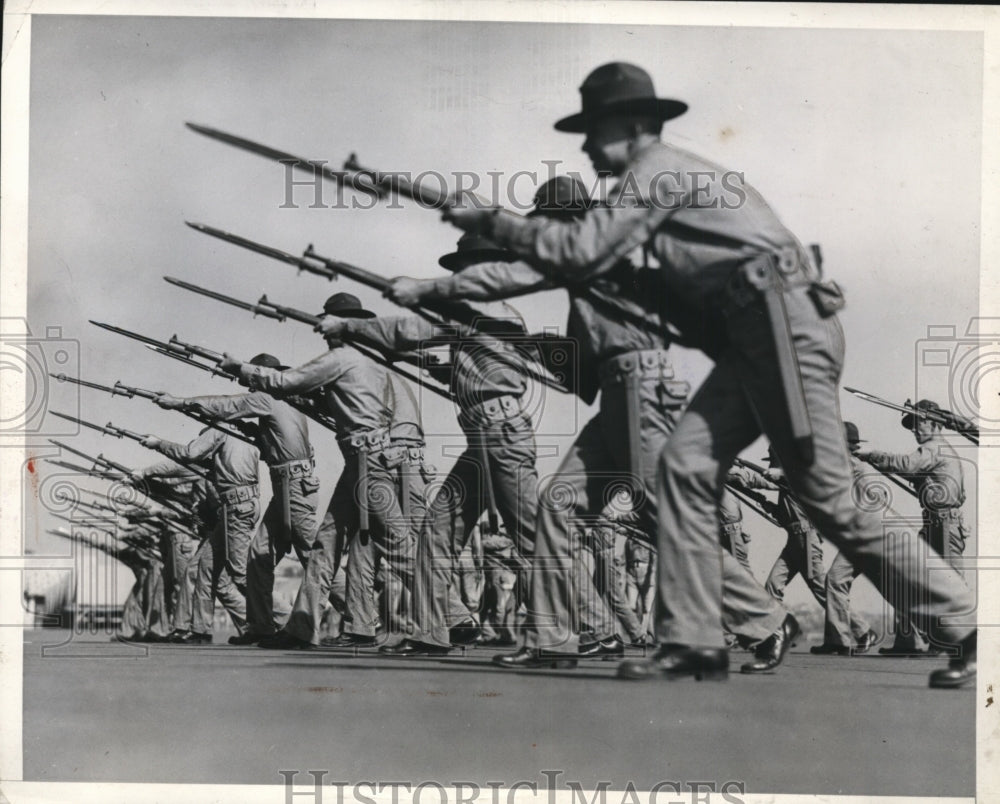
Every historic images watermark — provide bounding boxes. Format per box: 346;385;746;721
278;162;748;213
278;771;748;804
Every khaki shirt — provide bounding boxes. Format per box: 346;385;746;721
341;314;527;403
155;428;260;491
865;435;965;510
181;392;312;466
241;346;424;446
428;259;667;403
487;140;811;352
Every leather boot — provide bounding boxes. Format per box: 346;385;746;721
929;631;976;689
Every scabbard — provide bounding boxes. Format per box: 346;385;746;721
398;462;410;523
278;473;292;535
624;375;643;493
742;259;814;465
803;528;817;582
222;502;230;566
357;448;370;535
478;436;500;536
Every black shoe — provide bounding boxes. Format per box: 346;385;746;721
929;631;976;689
166;630;191;643
177;632;212;645
228;632;268;646
257;631;314;650
379;639;451;657
321;632;376;648
853;629;879;655
139;632;171;643
476;635;517;647
492;646;578;669
448;622;482;646
617;645;729;681
741;614;799;674
810;643;850;656
579;636;626;660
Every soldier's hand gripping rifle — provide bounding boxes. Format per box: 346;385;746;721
159;277;457;403
724;483;780;528
844;386;979;445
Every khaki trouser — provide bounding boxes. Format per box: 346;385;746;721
190;499;257;635
822;550;873;647
244;470;320;635
409;413;538;648
528;372;786;651
284;445;425;644
169;531;199;630
656;284;974;648
887;509;970;650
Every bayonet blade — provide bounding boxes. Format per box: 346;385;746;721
185;122;383;199
164;277;285;321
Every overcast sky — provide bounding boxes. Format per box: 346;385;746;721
23;15;984;609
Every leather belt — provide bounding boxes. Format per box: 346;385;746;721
339;427;391;456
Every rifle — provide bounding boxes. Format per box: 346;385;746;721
184;125;683;354
844;386;978;445
54;358;258;446
49;411;211;480
185;222;572;394
46;441;191;518
187;221;527;337
724;483;780;527
160;277;457;403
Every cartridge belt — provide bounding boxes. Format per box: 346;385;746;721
219;484;259;506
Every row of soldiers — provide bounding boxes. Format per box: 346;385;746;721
55;60;977;689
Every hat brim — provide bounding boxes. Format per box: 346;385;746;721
438;248;513;272
319;309;376;319
554;98;688;133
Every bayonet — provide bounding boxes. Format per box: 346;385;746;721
844;386;978;445
185;122;384;200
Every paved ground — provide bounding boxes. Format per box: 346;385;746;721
21;628;973;797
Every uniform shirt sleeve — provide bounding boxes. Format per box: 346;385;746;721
427;260;553;301
241;350;348;396
140;459;197;480
488;153;682;281
182;392;273;421
156;428;224;464
865;446;936;476
726;466;779;492
341;316;443;352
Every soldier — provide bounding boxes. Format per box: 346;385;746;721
138;428;260;643
219;292;428;649
443;62;975;687
322;238;539;656
729;449;875;651
718;490;752;574
857;399;971;656
398;174;789;668
151;353;321;646
811;421;881;655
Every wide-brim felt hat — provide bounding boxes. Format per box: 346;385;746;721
901;399;942;430
438;233;514;272
320;292;375;319
249;352;289;371
527;175;592;219
843;421;866;444
555;62;688;133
